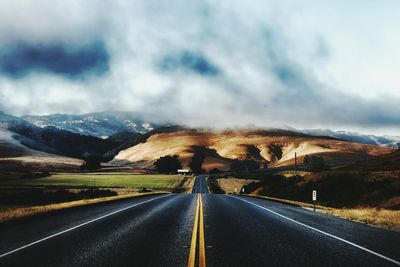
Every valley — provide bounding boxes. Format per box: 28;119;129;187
0;110;399;230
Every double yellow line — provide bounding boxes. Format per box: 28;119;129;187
188;194;206;267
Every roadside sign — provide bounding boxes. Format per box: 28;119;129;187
312;190;317;211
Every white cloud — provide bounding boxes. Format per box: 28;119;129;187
0;0;399;134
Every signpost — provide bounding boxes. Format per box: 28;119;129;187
312;190;317;211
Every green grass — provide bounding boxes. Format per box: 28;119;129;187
0;173;181;189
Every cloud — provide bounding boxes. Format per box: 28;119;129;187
0;0;399;135
160;51;220;76
0;41;109;79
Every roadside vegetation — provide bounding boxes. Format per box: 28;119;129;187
252;195;400;231
223;168;400;230
218;178;258;194
0;188;117;207
0;191;165;223
207;176;225;194
154;155;182;173
239;171;400;209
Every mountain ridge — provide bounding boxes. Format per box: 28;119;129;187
4;110;399;147
21;111;159;138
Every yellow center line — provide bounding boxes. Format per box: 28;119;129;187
187;193;207;267
199;194;206;267
188;194;200;267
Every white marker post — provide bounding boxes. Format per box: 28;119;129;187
312;190;317;211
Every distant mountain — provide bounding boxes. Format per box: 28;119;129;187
22;111;159;138
0;111;27;124
8;123;118;160
292;128;400;148
1;111;122;160
0;113;83;173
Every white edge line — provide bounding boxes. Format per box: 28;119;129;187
0;194;171;258
231;195;400;266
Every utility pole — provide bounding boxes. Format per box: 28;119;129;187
294;152;297;176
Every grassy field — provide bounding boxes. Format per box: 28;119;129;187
0;173;182;189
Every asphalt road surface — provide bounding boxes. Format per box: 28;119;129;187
192;175;209;193
0;176;399;267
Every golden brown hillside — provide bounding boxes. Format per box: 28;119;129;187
340;149;400;171
111;129;393;171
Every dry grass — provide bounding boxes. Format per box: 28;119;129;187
324;208;400;230
219;178;258;193
250;195;400;231
111;130;392;170
0;191;167;223
182;176;196;193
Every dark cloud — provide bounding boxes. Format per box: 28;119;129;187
160;51;220;76
0;41;109;79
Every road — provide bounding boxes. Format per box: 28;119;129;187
0;176;399;266
192;175;209;193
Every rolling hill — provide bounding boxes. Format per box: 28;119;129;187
340;149;400;171
111;128;393;171
0;122;83;177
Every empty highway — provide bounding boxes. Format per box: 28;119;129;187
0;176;399;266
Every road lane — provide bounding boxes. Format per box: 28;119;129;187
192;175;209;193
0;194;169;255
0;194;197;267
202;194;400;267
233;195;400;265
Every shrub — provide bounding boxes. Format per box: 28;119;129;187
230;159;260;173
154;155;182;173
303;155;329;172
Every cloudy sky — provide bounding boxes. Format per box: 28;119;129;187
0;0;399;134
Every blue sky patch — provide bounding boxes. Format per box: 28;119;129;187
160;51;220;76
0;41;109;79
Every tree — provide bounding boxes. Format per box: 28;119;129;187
81;154;101;170
154;155;182;173
230;159;260;173
231;159;244;173
304;155;329;172
303;155;311;166
189;151;205;174
244;159;260;172
209;168;221;175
